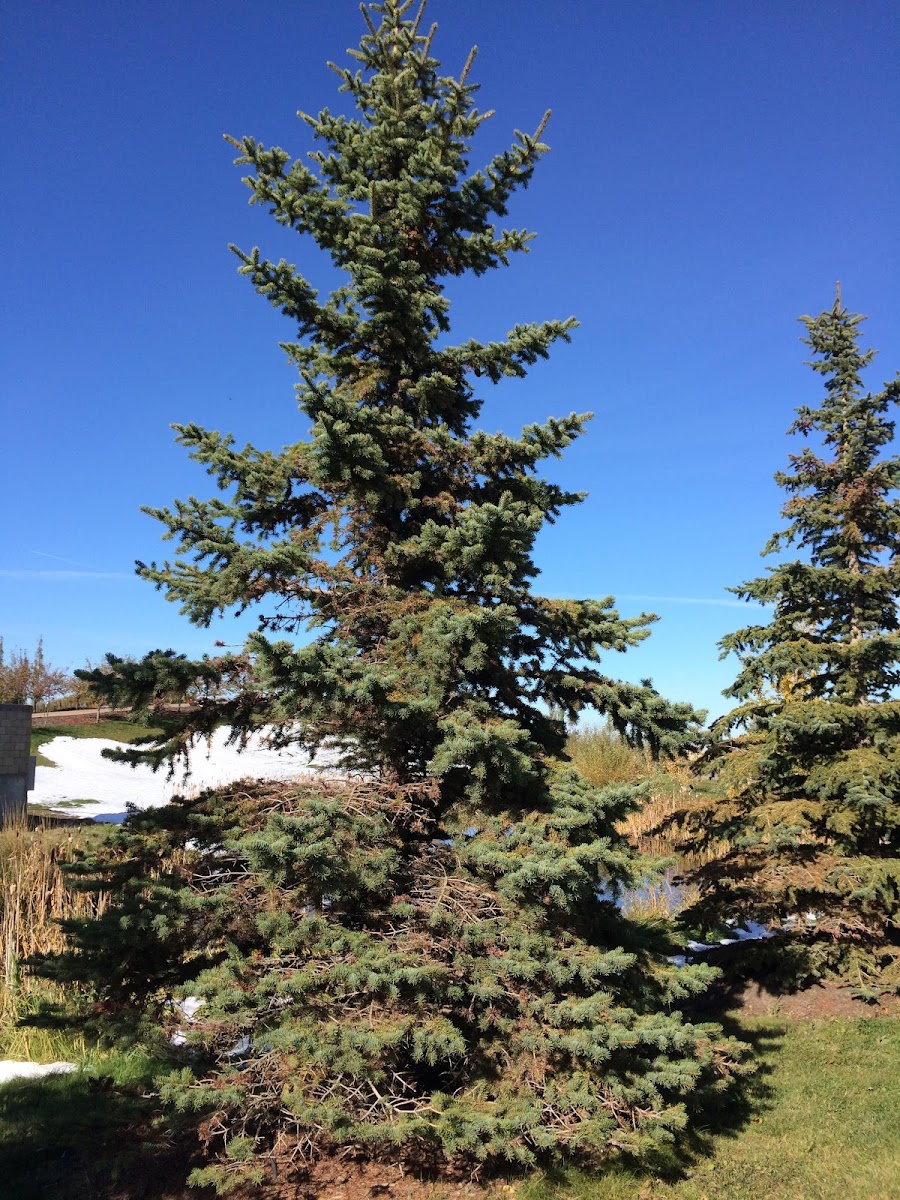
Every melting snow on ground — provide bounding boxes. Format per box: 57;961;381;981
32;726;339;822
0;1061;77;1084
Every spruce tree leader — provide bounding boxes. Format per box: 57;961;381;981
68;2;743;1185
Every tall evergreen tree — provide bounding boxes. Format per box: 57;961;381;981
64;2;743;1186
690;289;900;995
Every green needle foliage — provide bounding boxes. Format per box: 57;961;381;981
63;1;744;1186
690;289;900;996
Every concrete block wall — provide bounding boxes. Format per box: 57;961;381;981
0;704;32;773
0;704;33;824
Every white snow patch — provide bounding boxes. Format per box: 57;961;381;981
175;996;205;1020
685;919;775;955
669;920;776;967
224;1035;251;1058
168;997;251;1057
32;726;339;821
0;1060;77;1084
169;995;206;1046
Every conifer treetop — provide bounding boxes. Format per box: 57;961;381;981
224;0;570;438
81;0;701;787
720;287;900;709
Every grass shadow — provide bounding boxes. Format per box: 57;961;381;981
0;1062;210;1200
26;806;98;829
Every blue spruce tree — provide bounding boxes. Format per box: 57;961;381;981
64;2;744;1188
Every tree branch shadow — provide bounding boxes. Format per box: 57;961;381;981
0;1067;210;1200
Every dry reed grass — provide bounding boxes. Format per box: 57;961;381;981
566;728;727;918
0;816;109;1003
565;725;653;789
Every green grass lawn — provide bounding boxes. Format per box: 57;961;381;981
0;1047;197;1200
523;1017;900;1200
31;721;163;766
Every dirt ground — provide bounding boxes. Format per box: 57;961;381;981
103;1156;502;1200
190;1160;505;1200
733;976;900;1019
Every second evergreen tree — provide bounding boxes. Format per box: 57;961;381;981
691;289;900;996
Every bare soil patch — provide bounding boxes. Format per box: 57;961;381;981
103;1158;499;1200
733;978;900;1019
227;1159;496;1200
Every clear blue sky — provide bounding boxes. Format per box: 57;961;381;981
2;0;898;720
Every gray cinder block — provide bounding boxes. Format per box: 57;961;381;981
0;705;33;825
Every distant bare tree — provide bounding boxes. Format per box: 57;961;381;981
0;637;71;711
0;638;30;704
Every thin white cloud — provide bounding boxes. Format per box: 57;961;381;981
30;549;90;567
2;573;765;607
617;593;767;610
0;569;135;581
